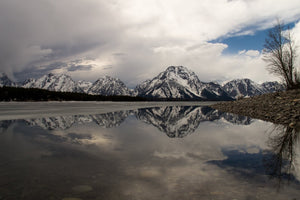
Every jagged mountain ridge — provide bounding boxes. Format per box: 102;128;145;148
0;73;17;87
0;66;284;99
222;78;284;99
261;81;285;93
88;76;133;96
135;66;233;100
23;73;83;93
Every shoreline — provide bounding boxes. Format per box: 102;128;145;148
210;89;300;128
0;101;214;121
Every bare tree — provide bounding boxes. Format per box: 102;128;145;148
263;20;300;90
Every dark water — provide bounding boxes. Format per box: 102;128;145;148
0;105;299;200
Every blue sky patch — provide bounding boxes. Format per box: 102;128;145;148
212;22;296;55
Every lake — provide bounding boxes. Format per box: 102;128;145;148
0;102;299;200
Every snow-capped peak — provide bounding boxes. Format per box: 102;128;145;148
23;73;83;93
0;72;16;87
222;78;284;99
135;66;232;100
88;75;132;96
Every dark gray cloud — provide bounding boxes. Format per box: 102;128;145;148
0;0;122;78
103;65;114;70
67;65;93;72
1;0;299;85
14;62;65;81
15;61;94;81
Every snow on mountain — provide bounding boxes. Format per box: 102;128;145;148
135;66;203;99
261;81;285;93
223;79;265;99
4;66;286;100
88;76;133;96
23;73;83;93
135;66;232;100
0;73;17;87
78;80;93;93
200;82;233;101
223;79;285;99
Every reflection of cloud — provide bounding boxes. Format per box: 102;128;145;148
208;125;300;187
2;110;300;199
208;148;267;175
153;151;186;159
265;125;300;184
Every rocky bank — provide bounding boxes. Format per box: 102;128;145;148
211;89;300;128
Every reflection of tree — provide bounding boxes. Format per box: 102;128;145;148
264;124;300;185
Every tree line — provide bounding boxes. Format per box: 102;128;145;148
0;86;147;101
0;86;204;101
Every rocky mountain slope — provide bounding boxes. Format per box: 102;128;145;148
0;73;17;87
222;78;283;99
0;66;285;100
23;73;83;93
77;80;93;93
135;66;233;100
88;76;133;96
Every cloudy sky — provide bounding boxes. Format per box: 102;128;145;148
1;0;300;87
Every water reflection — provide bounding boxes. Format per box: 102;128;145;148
207;124;300;190
0;106;253;137
265;125;300;184
137;106;252;137
0;105;299;199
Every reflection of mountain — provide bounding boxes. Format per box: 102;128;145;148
25;111;131;130
0;106;252;136
136;106;252;138
136;106;205;138
25;116;78;130
89;111;130;128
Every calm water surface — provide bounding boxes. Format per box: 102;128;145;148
0;105;299;200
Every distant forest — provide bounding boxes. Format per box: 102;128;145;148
0;86;203;101
0;86;147;101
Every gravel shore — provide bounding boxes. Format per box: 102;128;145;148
211;89;300;128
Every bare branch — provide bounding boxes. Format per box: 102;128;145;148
263;20;299;90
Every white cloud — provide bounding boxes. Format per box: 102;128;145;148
291;21;300;72
238;49;260;57
0;0;299;84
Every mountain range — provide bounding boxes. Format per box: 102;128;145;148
0;66;284;100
